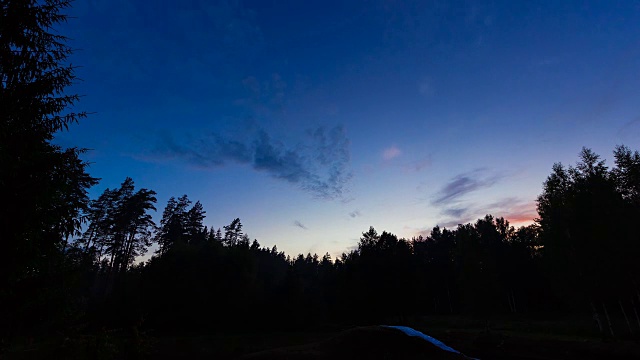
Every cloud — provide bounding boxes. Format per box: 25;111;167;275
253;130;310;183
293;220;308;230
439;217;476;229
349;210;361;218
442;207;468;219
429;168;511;228
382;146;402;160
152;131;251;168
617;116;640;140
432;168;502;205
435;197;537;230
435;206;477;228
152;125;352;200
485;198;537;225
345;244;359;253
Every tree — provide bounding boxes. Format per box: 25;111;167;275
115;183;157;272
155;195;190;253
536;147;639;331
358;226;379;252
185;200;206;244
1;0;98;319
83;178;157;273
155;195;206;252
79;188;118;259
224;218;243;246
1;1;100;335
413;226;457;314
612;145;640;204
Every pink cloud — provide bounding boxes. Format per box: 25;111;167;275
382;146;401;160
490;199;538;226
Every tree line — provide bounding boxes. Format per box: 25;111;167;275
12;145;635;338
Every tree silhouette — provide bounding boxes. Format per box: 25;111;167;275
224;218;244;246
536;147;640;335
0;0;98;334
79;188;118;259
155;195;192;253
185;200;206;244
83;178;157;274
1;0;97;272
612;145;640;204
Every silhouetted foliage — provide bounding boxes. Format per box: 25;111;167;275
537;146;640;335
115;146;637;335
155;195;205;253
81;178;157;274
1;0;98;335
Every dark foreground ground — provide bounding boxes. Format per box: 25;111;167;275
5;316;640;359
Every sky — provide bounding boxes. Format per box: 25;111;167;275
55;0;640;259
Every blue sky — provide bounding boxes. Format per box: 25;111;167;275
56;0;640;258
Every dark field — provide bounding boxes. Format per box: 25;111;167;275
7;316;640;360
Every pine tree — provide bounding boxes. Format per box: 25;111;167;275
155;195;191;253
224;218;243;246
83;178;156;273
185;201;206;244
1;0;98;286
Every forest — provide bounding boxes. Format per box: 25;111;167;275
5;146;640;338
2;1;640;359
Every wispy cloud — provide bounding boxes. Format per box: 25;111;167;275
617;116;640;140
435;197;537;230
442;207;468;219
151;125;352;200
438;217;476;229
293;220;308;230
428;168;512;228
382;145;402;160
434;206;477;229
432;168;502;206
349;210;361;218
485;198;537;225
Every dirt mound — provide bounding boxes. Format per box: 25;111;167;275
241;326;470;360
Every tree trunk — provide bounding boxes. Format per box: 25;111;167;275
105;251;117;297
634;304;640;332
97;242;105;261
62;233;69;254
108;250;116;271
121;231;136;273
511;289;517;313
83;227;95;253
590;302;603;335
603;302;615;338
446;286;453;314
619;299;632;334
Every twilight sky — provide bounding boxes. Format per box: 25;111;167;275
56;0;640;258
